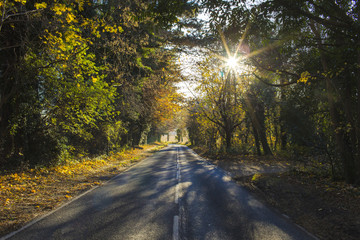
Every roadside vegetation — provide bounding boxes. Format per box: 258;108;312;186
0;0;192;171
244;171;360;240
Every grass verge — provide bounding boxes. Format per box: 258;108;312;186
236;171;360;240
190;145;360;240
0;143;167;237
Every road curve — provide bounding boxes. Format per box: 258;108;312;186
2;145;317;240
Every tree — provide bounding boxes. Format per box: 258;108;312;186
191;54;246;152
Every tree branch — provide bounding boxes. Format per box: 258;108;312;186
252;73;297;87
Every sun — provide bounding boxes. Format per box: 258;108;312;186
226;56;239;69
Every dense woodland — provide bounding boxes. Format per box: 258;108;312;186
0;0;194;169
1;0;360;185
187;0;360;184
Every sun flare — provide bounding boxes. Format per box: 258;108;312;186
226;56;239;69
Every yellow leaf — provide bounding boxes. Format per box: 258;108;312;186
52;4;67;15
35;2;47;9
15;0;27;5
66;13;76;23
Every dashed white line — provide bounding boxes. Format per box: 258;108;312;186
173;147;181;240
175;183;179;204
173;215;179;240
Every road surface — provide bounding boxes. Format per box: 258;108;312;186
2;145;317;240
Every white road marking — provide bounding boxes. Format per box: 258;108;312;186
295;224;320;240
173;215;179;240
175;183;179;204
173;147;180;240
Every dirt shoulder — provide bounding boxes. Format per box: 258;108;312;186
0;143;166;238
192;147;360;240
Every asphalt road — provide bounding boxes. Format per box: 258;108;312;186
2;145;317;240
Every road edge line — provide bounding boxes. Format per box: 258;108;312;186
0;185;100;240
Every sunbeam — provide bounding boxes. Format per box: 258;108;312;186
226;56;239;69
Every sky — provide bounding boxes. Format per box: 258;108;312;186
174;9;212;99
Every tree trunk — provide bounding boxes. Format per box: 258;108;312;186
255;100;272;155
245;94;272;155
258;125;272;155
280;125;287;150
252;124;261;156
279;78;287;150
356;45;360;184
225;129;232;152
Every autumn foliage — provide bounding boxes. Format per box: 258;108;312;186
0;0;192;168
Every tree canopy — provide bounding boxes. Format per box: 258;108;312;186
0;0;196;168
